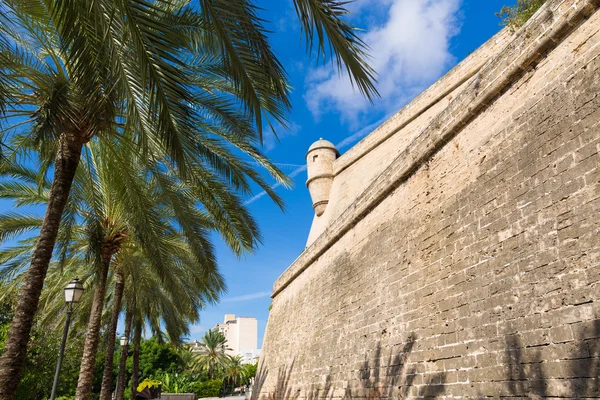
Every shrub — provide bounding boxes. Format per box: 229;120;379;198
153;371;195;393
192;379;223;398
242;363;257;385
497;0;547;31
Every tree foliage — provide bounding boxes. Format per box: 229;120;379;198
497;0;547;31
0;289;14;356
223;355;245;388
15;330;84;400
134;338;182;379
242;362;258;386
0;292;87;400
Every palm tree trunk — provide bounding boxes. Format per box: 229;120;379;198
99;268;126;400
130;320;141;400
75;244;114;400
115;303;133;400
0;134;83;400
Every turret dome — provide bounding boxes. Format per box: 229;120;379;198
307;138;340;156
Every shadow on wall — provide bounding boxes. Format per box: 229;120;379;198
251;359;296;400
499;319;600;399
254;319;600;399
252;334;445;399
348;334;444;399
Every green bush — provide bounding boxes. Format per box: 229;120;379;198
242;363;257;386
132;337;182;379
192;379;223;398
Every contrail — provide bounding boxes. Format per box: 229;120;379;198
268;163;305;170
244;165;307;205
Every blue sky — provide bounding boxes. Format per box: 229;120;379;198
192;0;512;347
0;0;514;347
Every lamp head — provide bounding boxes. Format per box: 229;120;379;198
64;278;84;304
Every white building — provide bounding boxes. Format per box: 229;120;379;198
214;314;260;364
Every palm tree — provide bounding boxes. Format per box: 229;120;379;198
0;134;264;396
0;136;254;399
98;264;127;400
0;2;277;394
0;228;226;399
0;1;378;397
224;355;245;390
193;329;230;380
130;319;142;400
98;235;228;400
124;253;221;399
177;347;198;373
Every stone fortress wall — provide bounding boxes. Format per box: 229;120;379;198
256;0;600;398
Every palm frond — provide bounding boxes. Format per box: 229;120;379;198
293;0;379;100
194;0;291;138
0;212;42;243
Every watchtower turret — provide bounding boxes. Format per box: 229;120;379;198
306;138;339;216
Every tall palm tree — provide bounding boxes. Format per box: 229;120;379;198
0;1;378;398
0;228;226;399
193;329;230;380
130;319;142;400
98;265;127;400
0;2;273;394
0;136;254;399
124;251;220;399
98;236;227;400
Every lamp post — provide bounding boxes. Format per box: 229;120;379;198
50;278;84;400
114;335;129;399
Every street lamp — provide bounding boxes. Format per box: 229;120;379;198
50;278;84;400
114;335;130;399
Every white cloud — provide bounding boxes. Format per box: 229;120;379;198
189;324;207;334
222;291;271;302
304;0;461;124
275;2;301;33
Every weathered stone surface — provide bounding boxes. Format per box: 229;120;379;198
257;0;600;399
161;394;196;400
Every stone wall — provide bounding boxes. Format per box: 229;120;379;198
256;0;600;398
